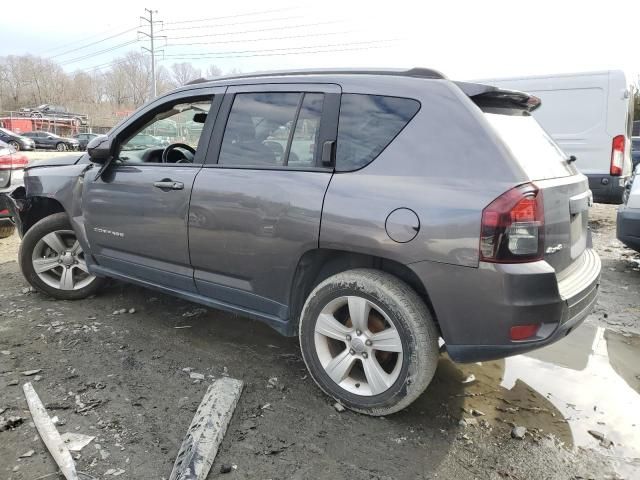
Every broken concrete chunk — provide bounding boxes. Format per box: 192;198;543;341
588;429;606;441
511;426;527;439
22;369;42;376
0;416;24;431
7;380;18;386
461;374;476;384
267;377;278;388
333;402;346;413
189;372;205;381
1;350;10;355
128;308;136;314
60;432;95;452
220;464;233;474
19;450;35;458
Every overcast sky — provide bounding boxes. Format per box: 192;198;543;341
1;0;638;83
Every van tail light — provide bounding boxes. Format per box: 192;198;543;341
610;135;625;176
480;183;544;263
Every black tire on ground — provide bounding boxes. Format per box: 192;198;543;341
8;141;20;151
299;268;440;416
0;219;15;239
19;213;105;300
56;143;67;152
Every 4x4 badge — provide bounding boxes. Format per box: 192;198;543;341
545;244;563;254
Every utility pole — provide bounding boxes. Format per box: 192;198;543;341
139;8;163;98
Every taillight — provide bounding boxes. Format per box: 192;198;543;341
480;183;544;263
510;324;540;341
0;153;28;170
610;135;625;176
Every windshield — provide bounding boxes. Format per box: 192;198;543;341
484;113;577;180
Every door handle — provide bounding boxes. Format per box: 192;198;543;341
153;180;184;190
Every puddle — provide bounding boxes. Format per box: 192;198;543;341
451;323;640;474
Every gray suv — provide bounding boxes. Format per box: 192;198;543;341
1;68;601;415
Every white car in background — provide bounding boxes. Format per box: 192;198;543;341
617;165;640;252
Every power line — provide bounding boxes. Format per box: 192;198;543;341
59;39;141;66
164;7;298;26
162;43;394;61
162;39;395;58
165;30;348;48
48;27;139;59
38;25;137;55
161;20;338;41
159;15;304;32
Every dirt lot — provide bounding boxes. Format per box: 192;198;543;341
1;175;639;478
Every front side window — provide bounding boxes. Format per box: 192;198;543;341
119;98;213;164
219;92;324;168
336;94;420;171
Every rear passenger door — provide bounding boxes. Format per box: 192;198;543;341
189;84;340;324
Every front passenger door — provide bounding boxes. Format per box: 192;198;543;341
84;87;225;292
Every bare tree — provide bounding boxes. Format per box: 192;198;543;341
205;64;223;78
0;52;229;127
170;62;202;87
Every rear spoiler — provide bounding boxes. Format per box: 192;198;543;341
454;81;541;113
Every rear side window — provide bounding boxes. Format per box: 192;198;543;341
219;92;325;168
336;94;420;171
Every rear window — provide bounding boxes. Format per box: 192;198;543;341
484;113;576;180
336;94;420;171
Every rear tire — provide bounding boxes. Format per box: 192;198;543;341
56;143;66;152
8;141;20;151
19;213;105;300
0;219;15;239
299;268;439;416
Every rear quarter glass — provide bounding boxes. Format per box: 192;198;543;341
484;113;577;181
336;94;420;172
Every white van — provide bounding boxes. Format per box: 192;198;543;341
476;71;634;204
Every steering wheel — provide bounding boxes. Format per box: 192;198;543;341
161;143;196;163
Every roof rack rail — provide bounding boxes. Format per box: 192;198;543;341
197;67;446;83
185;78;209;85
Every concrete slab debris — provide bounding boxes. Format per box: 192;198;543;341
22;382;79;480
169;377;244;480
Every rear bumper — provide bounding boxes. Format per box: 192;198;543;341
587;173;627;204
616;205;640;252
410;248;601;362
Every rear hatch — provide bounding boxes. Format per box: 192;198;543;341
459;82;591;274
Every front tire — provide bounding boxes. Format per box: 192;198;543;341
299;269;439;416
19;213;105;300
8;141;20;151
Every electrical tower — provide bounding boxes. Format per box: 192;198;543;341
138;8;164;98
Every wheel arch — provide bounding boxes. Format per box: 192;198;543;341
288;248;440;335
19;195;66;235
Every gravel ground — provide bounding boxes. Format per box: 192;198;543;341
0;199;639;480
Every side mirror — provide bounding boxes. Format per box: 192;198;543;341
193;112;207;124
87;135;112;164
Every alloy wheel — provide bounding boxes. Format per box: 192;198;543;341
31;229;95;291
314;296;404;396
